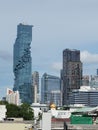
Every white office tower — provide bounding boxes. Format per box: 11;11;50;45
0;105;7;121
32;71;39;103
6;88;21;106
34;85;37;103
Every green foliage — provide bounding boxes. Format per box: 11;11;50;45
0;101;34;120
0;101;8;105
19;103;34;120
6;104;20;118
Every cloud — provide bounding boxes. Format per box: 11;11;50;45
51;62;62;71
81;51;98;64
0;50;12;61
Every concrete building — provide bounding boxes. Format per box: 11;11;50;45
32;71;39;103
69;86;98;106
6;88;20;106
41;73;61;106
13;23;33;104
62;49;82;105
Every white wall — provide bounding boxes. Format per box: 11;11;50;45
0;105;7;121
42;112;51;130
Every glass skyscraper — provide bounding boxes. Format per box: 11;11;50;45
41;73;61;105
13;23;33;104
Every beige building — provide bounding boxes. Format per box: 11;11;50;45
6;88;20;105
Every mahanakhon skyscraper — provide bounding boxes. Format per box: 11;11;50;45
13;23;33;104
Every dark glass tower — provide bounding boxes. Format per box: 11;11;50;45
62;49;82;105
13;23;33;104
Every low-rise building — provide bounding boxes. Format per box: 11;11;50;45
0;105;7;121
6;88;21;106
69;86;98;106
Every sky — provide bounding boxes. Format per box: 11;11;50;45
0;0;98;98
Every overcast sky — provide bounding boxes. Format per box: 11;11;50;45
0;0;98;98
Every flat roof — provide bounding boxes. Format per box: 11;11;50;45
73;106;98;113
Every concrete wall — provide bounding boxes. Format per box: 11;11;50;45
0;123;32;130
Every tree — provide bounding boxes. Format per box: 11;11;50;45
0;101;8;105
6;103;20;118
0;101;34;120
19;103;34;120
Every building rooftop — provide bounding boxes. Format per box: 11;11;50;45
73;106;98;113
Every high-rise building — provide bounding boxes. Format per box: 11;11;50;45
13;23;33;104
32;71;39;103
62;49;82;105
41;73;61;106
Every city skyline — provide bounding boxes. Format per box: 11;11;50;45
1;0;98;98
